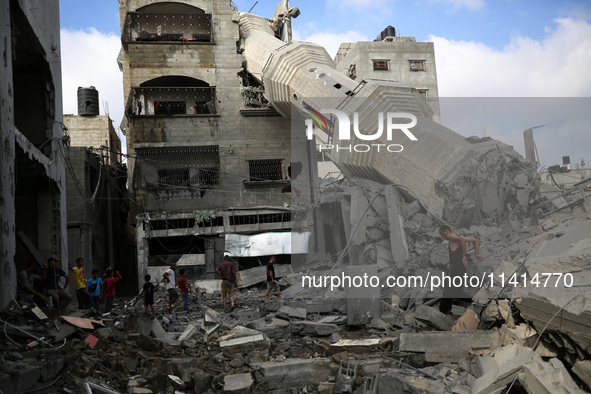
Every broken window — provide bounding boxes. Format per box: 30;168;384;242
248;159;283;182
417;89;429;99
373;60;389;71
410;60;426;71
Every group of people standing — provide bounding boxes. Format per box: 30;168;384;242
16;257;122;314
215;255;281;312
70;258;122;313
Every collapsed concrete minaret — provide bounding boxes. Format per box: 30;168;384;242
238;10;537;227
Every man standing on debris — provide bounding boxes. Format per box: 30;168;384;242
216;255;236;311
41;257;73;314
17;260;46;306
265;256;281;302
163;262;179;314
438;225;485;315
69;258;90;310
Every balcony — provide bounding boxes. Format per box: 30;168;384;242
122;12;213;49
125;87;217;118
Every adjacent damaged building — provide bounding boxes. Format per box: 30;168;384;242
118;0;315;287
0;0;68;309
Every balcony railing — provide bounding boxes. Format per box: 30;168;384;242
122;12;213;48
126;87;217;117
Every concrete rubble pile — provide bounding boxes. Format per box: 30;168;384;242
1;169;590;392
1;189;590;393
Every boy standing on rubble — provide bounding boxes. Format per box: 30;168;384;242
103;269;122;313
163;262;179;314
438;225;485;315
143;274;156;316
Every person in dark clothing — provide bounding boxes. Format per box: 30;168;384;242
216;256;236;311
438;225;485;315
17;260;46;306
265;256;280;302
143;274;156;316
41;257;73;314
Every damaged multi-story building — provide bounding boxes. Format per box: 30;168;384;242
0;0;68;310
63;87;134;284
118;0;315;287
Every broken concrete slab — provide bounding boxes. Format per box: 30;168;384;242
572;360;591;389
277;305;306;320
520;357;584;394
415;304;455;331
324;338;397;356
218;326;270;354
470;344;534;394
151;318;166;338
251;358;337;390
223;373;253;393
514;297;591;352
260;318;290;340
177;324;198;341
290;320;339;336
399;331;502;363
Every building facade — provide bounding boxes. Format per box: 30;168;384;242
335;26;441;123
0;0;67;309
118;0;309;287
64;102;133;289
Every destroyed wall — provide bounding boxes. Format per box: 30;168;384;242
0;0;67;310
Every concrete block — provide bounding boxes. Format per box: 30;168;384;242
399;331;501;363
151;318;166;338
178;324;198;341
260;318;290;340
218;326;270;354
251;358;337;390
414;304;455;331
520;357;584;394
472;356;496;378
277;305;306;319
572;360;591;389
290;321;339;336
223;373;253;393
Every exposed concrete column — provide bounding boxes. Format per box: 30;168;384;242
523;129;536;165
0;0;17;311
136;214;149;292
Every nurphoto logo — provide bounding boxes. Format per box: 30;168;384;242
304;104;418;153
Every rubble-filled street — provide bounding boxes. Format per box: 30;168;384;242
2;174;591;393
